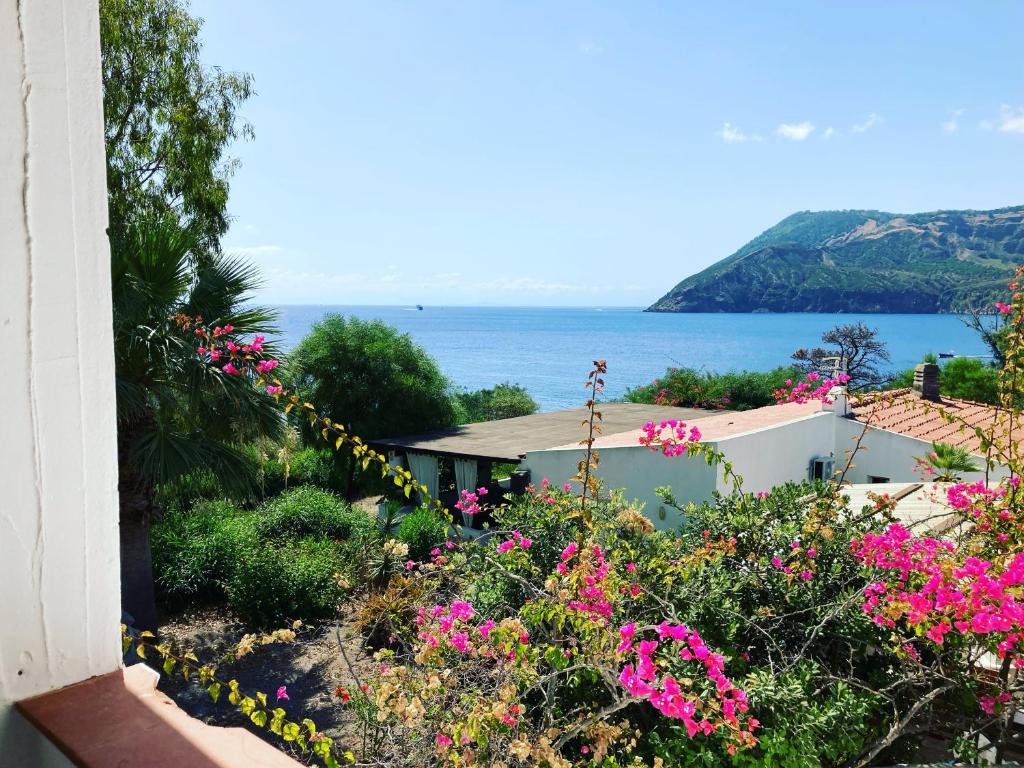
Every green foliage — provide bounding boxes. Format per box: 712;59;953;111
925;441;981;481
890;356;1000;404
152;488;375;624
397;507;449;561
288;314;456;444
150;500;257;604
100;0;253;248
649;206;1024;313
226;538;345;627
255;487;376;543
111;219;282;502
452;382;539;424
625;365;797;410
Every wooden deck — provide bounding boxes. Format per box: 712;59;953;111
369;403;710;462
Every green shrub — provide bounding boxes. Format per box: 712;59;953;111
226;537;345;626
625;365;798;411
254;486;376;542
397;507;449;560
289;447;346;492
151;500;258;604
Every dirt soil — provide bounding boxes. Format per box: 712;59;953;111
155;605;377;759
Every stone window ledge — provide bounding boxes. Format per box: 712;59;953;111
16;664;301;767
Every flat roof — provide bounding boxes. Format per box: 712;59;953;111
553;400;826;451
369;403;711;463
840;482;969;534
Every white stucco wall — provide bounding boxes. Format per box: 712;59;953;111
834;418;1008;485
0;0;120;762
522;445;718;530
713;412;836;495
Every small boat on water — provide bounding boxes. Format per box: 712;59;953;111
938;352;955;359
416;304;424;311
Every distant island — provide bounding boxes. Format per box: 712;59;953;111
647;205;1024;313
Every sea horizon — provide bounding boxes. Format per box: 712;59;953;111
272;305;993;412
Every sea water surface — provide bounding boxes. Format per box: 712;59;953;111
275;306;991;411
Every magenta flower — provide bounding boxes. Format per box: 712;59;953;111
996;302;1012;315
276;685;289;701
222;362;240;375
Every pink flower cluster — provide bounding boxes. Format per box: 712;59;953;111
773;372;851;405
617;622;758;744
495;530;533;554
639;420;703;457
415;601;528;661
852;521;1024;664
454;487;488;517
996;302;1012;315
558;543;614;620
189;319;283;396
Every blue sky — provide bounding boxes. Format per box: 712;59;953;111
192;1;1024;306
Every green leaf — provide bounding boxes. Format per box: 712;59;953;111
302;718;317;737
256;691;267;708
207;682;221;703
250;709;268;728
162;657;176;675
282;722;300;742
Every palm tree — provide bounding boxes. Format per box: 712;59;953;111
111;218;283;630
925;441;980;482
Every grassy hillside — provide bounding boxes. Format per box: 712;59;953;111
648;206;1024;313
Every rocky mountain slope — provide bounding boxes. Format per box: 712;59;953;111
647;206;1024;313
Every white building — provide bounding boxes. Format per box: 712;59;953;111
524;373;1008;530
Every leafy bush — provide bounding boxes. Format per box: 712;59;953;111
625;365;798;411
356;575;427;648
397;507;449;561
452;382;539;424
890;356;1000;404
151;500;258;604
226;537;345;627
254;486;375;542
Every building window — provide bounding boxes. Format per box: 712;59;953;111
868;475;890;484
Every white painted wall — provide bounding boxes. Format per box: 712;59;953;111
714;413;835;495
834;418;1008;485
523;446;718;530
0;0;120;763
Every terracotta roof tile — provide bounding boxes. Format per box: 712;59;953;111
849;389;1005;456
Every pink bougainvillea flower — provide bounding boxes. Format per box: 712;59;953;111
266;384;283;395
996;302;1012;315
276;685;289;701
435;733;453;748
222;362;240;375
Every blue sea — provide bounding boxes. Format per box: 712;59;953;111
275;306;992;412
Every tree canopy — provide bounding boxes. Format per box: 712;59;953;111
453;383;539;424
287;315;457;442
100;0;253;249
792;321;891;391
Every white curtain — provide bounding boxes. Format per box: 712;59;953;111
453;458;478;526
405;452;439;504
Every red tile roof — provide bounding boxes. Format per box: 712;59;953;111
849;388;1007;456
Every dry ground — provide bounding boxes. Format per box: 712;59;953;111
155;605;377;760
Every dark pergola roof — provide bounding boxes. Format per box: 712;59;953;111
369;403;711;463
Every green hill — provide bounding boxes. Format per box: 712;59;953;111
647;206;1024;313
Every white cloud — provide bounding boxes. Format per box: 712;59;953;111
717;122;762;143
775;121;815;141
851;113;883;133
578;42;604;55
982;104;1024;134
941;108;965;134
823;126;835;139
